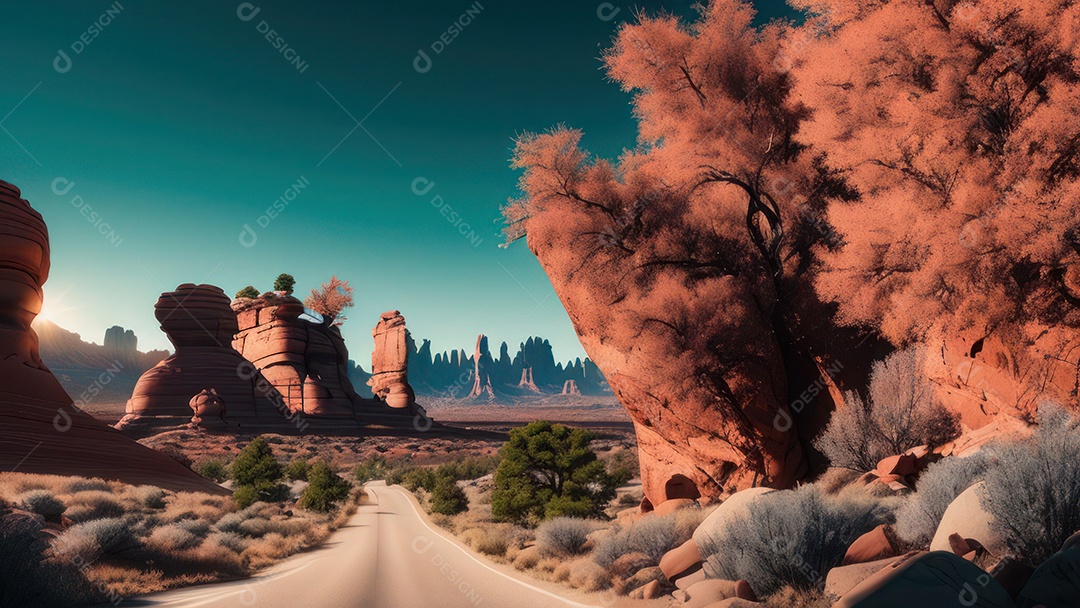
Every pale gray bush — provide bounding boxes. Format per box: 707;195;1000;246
18;490;66;520
131;486;168;509
536;517;597;557
148;524;200;551
206;531;250;553
980;404;1080;565
59;517;136;561
65;491;124;523
894;452;989;547
703;485;891;596
814;347;959;471
593;514;680;568
214;512;246;534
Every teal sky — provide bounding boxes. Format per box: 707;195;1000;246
1;1;791;363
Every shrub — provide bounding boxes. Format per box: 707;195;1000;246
815;347;960;471
235;286;260;299
353;455;388;483
206;531;249;553
61;518;136;559
429;477;468;516
703;485;891;596
894;452;989;547
389;466;437;492
273;273;295;294
195;459;229;483
17;490;66;522
231;437;288;508
1;510;101;606
285;458;309;482
436;455;500;481
536;517;596;557
65;491;124;523
980;404;1080;565
148;524;200;551
130;486;168;509
605;449;639;486
492;421;617;524
594;515;680;568
298;463;352;513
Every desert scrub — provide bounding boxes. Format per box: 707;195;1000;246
194;458;229;483
593;514;682;568
298;462;352;512
17;489;66;522
231;436;289;508
429;476;469;515
815;347;960;471
703;485;892;597
536;517;597;556
894;452;989;547
980;404;1080;565
0;504;104;607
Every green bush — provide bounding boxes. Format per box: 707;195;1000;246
235;286;260;299
390;466;438;493
436;455;500;481
273;273;295;294
353;455;389;483
231;436;288;508
980;404;1080;565
536;517;596;557
894;452;989;547
703;485;891;596
492;421;617;524
429;476;469;516
285;458;309;482
195;458;229;483
298;462;352;513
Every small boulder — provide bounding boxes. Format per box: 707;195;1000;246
875;453;919;478
826;554;906;599
835;551;1015;608
654;498;699;516
842;524;898;566
681;579;756;608
676;568;707;590
661;538;704;580
930;482;1009;559
1018;544;1080;608
629;579;663;600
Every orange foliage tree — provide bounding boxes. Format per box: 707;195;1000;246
304;276;355;324
505;0;1080;501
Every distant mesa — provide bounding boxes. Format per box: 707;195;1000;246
0;179;223;493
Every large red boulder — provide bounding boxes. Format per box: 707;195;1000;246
0;180;223;493
123;284;286;427
232;293;365;417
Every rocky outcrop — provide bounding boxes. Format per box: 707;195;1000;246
561;379;581;395
0;180;222;493
468;335;495;399
103;325;137;360
233;293;363;417
123;284;284;428
368;310;417;409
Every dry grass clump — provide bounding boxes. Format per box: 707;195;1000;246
0;472;357;599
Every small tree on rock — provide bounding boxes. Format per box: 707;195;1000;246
304;276;354;324
235;286;259;300
273;273;296;294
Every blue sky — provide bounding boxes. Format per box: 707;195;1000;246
1;1;792;363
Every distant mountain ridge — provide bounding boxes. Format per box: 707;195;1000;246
349;334;610;400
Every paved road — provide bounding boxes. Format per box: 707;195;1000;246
121;483;610;608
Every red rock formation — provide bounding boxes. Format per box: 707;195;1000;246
123;284;284;428
561;379;581;396
368;310;416;409
232;293;363;417
0;180;222;493
518;368;540;393
468;334;495;399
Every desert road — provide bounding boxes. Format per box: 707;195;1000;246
117;482;614;608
